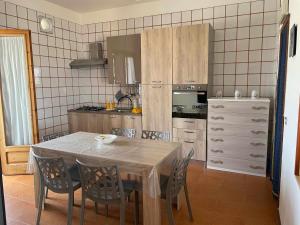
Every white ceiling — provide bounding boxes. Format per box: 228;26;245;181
44;0;158;13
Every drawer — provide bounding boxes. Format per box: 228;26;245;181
207;147;267;162
173;137;206;161
208;135;268;153
208;101;269;115
207;156;266;176
173;118;206;130
208;123;268;138
173;128;204;140
208;112;269;126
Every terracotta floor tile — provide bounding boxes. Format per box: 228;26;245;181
2;161;279;225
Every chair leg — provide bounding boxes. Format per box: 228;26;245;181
166;196;175;225
72;191;75;206
67;191;74;225
120;200;126;225
134;191;139;225
94;202;98;214
105;204;109;217
184;184;193;221
36;185;44;225
80;195;86;225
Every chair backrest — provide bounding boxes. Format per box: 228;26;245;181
42;131;69;142
32;151;73;193
166;149;194;198
76;160;125;204
141;130;170;141
111;128;136;138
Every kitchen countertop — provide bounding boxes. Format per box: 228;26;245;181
68;109;142;116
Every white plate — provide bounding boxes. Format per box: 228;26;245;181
95;134;117;144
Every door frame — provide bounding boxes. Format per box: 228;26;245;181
0;29;39;175
0;160;6;225
272;14;290;196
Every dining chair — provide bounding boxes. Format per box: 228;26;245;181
141;130;170;141
76;160;140;225
32;152;81;225
160;149;194;225
41;131;69;142
111;128;136;138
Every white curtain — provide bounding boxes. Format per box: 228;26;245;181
0;36;33;146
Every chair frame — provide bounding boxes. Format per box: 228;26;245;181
141;130;170;141
111;128;136;138
32;151;80;225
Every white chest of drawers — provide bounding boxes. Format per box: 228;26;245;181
207;98;270;176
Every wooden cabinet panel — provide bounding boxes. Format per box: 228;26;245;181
141;28;173;85
142;84;172;132
102;114;122;134
122;115;142;138
173;118;206;130
173;24;211;84
69;112;103;133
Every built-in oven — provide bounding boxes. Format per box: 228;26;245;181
172;84;208;119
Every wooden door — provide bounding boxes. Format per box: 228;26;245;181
142;85;172;132
0;29;39;175
141;28;173;85
102;114;122;134
173;24;211;84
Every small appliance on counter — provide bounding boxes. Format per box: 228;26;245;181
172;84;208;119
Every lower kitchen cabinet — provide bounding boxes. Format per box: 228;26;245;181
122;115;142;138
173;118;207;161
142;84;172;133
68;112;142;138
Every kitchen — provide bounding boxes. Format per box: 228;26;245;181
0;0;297;224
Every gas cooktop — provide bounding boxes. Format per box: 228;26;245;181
75;106;105;112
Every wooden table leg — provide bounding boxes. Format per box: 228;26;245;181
142;173;161;225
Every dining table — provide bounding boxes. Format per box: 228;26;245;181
29;132;182;225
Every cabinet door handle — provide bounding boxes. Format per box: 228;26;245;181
211;116;224;120
152;85;162;88
112;54;116;84
186;80;196;83
211;127;224;131
184;121;194;123
251;118;267;123
252;106;267;110
184;131;195;134
249;165;264;170
211;105;224;109
210;149;224;153
250;142;265;147
250;154;265;158
211;138;224;142
184;140;194;144
152;80;162;83
251;130;266;135
210;160;223;164
110;116;117;118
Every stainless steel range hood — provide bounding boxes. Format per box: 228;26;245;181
69;42;107;69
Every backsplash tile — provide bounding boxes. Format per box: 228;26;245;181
0;0;279;138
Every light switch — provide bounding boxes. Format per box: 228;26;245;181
34;67;42;85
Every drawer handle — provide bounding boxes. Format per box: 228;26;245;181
210;160;223;164
211;116;224;120
186;80;196;83
210;149;224;153
211;138;224;142
152;85;162;88
249;165;264;170
184;141;194;144
251;130;266;135
211;105;225;109
110;116;116;118
184;131;195;134
184;121;195;123
250;142;265;147
250;154;265;158
251;118;267;123
252;106;267;110
152;80;162;83
211;127;224;131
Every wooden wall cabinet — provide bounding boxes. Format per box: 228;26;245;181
173;24;213;85
142;84;172;132
141;27;173;85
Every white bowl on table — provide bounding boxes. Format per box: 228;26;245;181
95;134;117;144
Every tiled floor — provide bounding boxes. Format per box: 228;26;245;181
2;161;280;225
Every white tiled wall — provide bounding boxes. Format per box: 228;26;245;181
0;0;279;138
